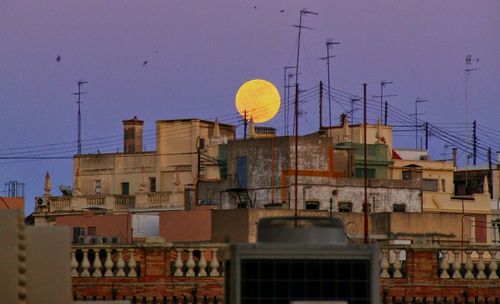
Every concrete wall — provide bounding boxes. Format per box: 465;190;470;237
75;153;156;195
211;208;474;244
55;213;131;242
159;209;212;242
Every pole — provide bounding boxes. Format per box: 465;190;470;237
425;122;429;150
415;100;418;149
294;83;299;223
244;110;248;139
283;67;287;136
319;81;323;129
473;120;477;165
73;80;88;155
384;101;388;126
363;83;368;244
326;45;332;127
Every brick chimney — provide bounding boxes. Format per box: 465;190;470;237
123;116;144;153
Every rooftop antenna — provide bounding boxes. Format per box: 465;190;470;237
293;8;317;225
464;54;479;191
319;39;340;128
373;81;396;125
349;98;360;126
414;97;428;149
283;66;296;136
73;80;88;155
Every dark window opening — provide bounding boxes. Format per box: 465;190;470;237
393;204;406;212
338;202;353;212
121;182;130;195
149;177;156;193
305;201;320;210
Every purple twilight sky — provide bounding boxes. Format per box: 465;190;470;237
1;0;499;214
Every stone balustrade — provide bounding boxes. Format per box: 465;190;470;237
380;246;407;278
50;196;71;210
146;191;183;208
438;246;499;279
71;245;139;278
71;243;225;279
48;191;184;212
70;242;500;302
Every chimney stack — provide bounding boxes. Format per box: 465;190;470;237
123;116;144;153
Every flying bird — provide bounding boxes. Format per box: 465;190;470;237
56;55;61;62
280;9;285;13
142;60;148;67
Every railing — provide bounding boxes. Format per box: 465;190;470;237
71;243;225;279
114;195;135;209
438;246;499;279
380;246;407;278
86;195;106;206
71;246;139;278
50;196;71;210
147;192;183;208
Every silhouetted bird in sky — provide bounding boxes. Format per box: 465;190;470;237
254;6;256;10
56;55;61;62
142;60;148;67
280;9;285;13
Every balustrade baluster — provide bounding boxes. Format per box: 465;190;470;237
186;249;195;277
464;250;474;279
380;249;390;278
116;249;126;277
80;249;90;277
104;249;114;277
127;249;137;277
70;249;79;277
174;249;184;277
452;250;462;279
198;248;207;277
439;250;450;279
209;248;220;277
488;250;498;279
393;249;403;278
92;249;102;277
476;250;486;279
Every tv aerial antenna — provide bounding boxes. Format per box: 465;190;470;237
73;80;88;155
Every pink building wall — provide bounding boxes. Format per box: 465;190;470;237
55;213;132;242
159;209;212;242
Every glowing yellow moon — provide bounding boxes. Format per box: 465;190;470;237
235;79;281;123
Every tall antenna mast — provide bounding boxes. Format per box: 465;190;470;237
283;66;296;136
73;80;88;155
414;97;428;149
320;39;340;127
464;54;479;191
292;8;317;224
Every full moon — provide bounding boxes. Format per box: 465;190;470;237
235;79;281;123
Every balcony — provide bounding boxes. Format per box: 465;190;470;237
47;191;183;213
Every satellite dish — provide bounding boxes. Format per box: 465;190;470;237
59;185;73;197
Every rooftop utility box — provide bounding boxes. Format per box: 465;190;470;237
225;217;379;304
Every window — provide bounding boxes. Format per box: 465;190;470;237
305;201;320;210
236;157;247;188
402;168;422;181
94;180;101;194
72;227;85;243
422;179;438;192
149;177;156;192
338;202;353;213
393;204;406;212
355;168;375;178
442;179;446;192
86;226;97;236
121;182;130;195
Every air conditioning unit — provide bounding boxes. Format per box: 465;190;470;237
35;196;48;207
